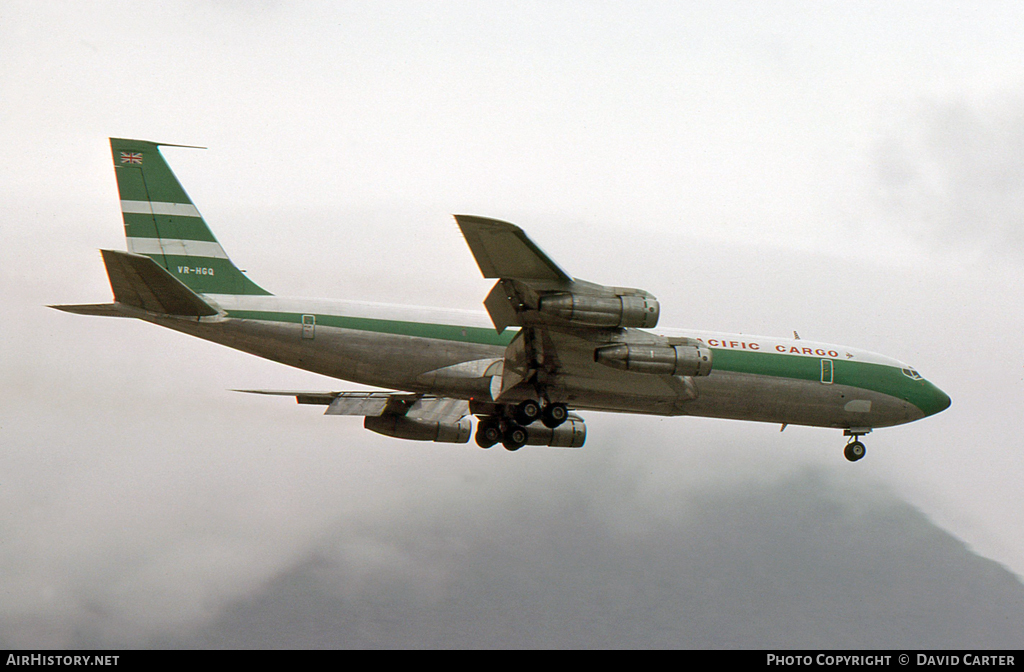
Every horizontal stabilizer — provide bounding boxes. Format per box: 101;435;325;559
48;303;131;318
101;249;218;317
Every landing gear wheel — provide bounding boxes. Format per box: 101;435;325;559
514;399;542;426
475;419;501;449
541;403;568;429
844;440;866;462
502;423;528;451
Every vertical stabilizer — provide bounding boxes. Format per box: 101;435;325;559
110;138;270;295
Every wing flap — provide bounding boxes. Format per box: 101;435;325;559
406;397;471;423
236;390;470;424
326;394;392;416
483;280;520;333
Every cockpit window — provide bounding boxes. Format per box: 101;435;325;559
902;367;922;380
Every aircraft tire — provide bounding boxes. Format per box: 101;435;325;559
476;419;501;448
541;403;568;429
502;424;528;451
514;399;542;426
844;441;866;462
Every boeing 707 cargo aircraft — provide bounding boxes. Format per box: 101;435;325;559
52;139;951;461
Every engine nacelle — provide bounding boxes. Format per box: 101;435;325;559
538;293;659;329
364;415;472;443
524;417;587;448
594;343;713;377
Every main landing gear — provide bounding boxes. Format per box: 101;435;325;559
475;400;570;451
843;428;871;462
474;416;530;451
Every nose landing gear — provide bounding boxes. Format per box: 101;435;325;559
843;428;871;462
844;440;866;462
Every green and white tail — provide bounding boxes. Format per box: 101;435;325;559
110;138;270;296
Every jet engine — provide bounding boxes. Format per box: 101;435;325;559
594;342;713;377
364;415;472;443
538;293;659;329
525;417;587;448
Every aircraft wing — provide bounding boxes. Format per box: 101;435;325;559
455;215;659;334
455;215;693;402
457;214;572;282
235;390;472;442
236;389;468;420
325;392;469;423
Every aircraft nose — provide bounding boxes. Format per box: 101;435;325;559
921;381;951;417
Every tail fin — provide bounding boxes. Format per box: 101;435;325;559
110;138;270;296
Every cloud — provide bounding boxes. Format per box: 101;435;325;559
868;97;1024;258
162;468;1024;649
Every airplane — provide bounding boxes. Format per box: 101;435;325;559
51;138;951;462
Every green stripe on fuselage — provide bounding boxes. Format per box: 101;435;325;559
227;310;515;346
709;347;943;416
225;308;941;414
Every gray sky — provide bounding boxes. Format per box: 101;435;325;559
2;1;1024;646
